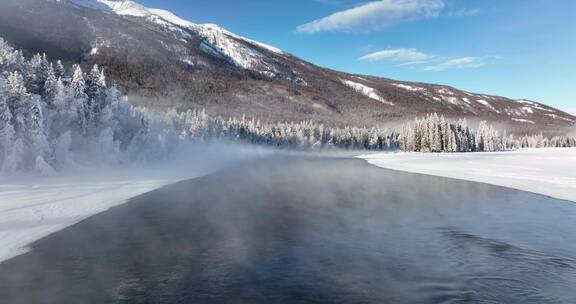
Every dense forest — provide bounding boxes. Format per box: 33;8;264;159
167;110;575;152
399;113;576;152
0;38;176;174
0;39;574;174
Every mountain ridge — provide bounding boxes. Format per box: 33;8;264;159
1;0;573;135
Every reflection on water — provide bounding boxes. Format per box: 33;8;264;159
0;157;575;304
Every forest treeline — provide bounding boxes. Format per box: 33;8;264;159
0;38;574;174
165;110;576;152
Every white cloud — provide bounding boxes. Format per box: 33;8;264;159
398;60;428;66
357;50;500;71
423;56;500;71
296;0;445;34
358;48;432;62
448;8;482;17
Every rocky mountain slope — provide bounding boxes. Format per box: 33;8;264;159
1;0;573;135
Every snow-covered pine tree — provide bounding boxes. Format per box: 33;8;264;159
85;64;107;123
26;53;51;97
5;71;29;140
0;40;184;173
42;63;58;106
29;95;52;172
0;77;15;171
71;65;89;134
54;60;66;79
476;121;488;152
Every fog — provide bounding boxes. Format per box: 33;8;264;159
0;140;283;263
0;141;277;183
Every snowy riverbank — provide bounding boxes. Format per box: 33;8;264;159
358;148;576;203
0;143;271;263
0;177;176;262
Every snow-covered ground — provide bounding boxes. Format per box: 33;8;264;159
0;177;175;263
358;148;576;203
0;143;270;263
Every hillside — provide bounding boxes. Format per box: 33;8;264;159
0;0;574;135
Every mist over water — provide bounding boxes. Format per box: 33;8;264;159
0;156;575;303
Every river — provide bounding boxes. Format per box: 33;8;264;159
0;156;575;303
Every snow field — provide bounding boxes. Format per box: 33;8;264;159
358;148;576;203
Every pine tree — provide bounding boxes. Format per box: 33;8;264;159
85;64;107;118
6;71;29;138
71;65;88;133
0;77;15;170
43;63;58;106
26;53;42;94
71;65;86;98
476;121;487;152
54;60;66;79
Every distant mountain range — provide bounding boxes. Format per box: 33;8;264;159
1;0;574;135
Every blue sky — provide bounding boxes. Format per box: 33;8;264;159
138;0;575;114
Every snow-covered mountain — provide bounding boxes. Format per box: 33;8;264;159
1;0;574;134
86;1;285;70
61;0;297;80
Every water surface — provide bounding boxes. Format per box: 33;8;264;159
0;157;575;303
